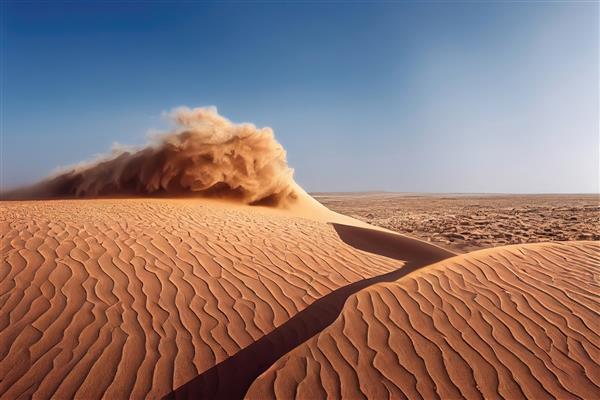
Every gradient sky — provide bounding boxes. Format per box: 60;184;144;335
2;1;598;193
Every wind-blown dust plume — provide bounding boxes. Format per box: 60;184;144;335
2;107;298;205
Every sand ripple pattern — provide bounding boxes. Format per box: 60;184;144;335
0;200;398;399
247;241;600;400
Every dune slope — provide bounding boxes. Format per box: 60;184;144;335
247;241;600;400
0;198;450;399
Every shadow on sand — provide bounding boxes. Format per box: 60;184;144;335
166;223;454;400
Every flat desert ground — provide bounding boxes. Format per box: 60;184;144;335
316;193;600;253
1;195;599;399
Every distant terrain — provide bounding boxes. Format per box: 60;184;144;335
315;193;600;253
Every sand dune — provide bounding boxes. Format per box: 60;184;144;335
2;197;598;400
0;198;451;399
246;241;600;399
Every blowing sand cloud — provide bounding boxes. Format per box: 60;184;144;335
3;107;297;205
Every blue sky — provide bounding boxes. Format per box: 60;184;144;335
2;1;598;193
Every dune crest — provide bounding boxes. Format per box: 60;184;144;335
2;107;296;205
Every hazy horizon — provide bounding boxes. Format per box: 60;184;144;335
2;2;598;194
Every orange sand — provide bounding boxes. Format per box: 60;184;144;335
1;198;598;399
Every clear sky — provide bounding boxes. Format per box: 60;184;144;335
2;1;598;193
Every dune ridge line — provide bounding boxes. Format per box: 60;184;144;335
167;223;454;399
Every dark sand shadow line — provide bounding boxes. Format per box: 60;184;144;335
165;223;455;400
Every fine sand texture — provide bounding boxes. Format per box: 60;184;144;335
247;241;600;400
315;193;600;253
0;198;451;399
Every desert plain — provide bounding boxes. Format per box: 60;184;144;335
316;193;600;253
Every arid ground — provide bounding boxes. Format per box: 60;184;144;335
315;193;600;253
1;195;599;399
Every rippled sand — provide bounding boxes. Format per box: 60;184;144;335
1;199;442;399
1;198;598;399
248;241;600;399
